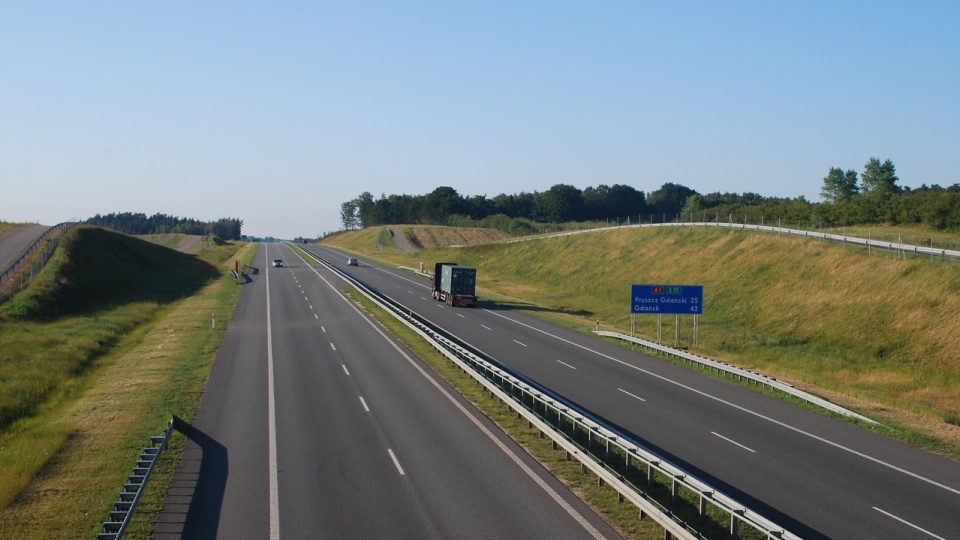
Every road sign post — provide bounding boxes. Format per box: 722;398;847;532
630;284;703;347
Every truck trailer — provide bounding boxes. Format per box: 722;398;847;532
432;262;478;307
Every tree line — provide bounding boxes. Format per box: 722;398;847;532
340;157;960;233
340;183;696;233
85;213;244;240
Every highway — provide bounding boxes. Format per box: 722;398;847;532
0;224;49;272
156;243;620;539
304;243;960;540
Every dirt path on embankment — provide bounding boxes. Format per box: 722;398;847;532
389;229;415;253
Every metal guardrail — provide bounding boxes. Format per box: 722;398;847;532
595;331;877;425
504;220;960;262
398;265;432;278
0;222;77;303
297;245;801;540
97;417;176;540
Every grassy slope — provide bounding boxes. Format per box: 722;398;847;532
407;226;508;248
0;226;252;538
324;225;960;446
2;226;219;319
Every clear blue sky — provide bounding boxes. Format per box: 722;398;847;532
2;1;957;239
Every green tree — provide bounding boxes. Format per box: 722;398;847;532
421;186;464;224
533;184;585;222
861;158;899;197
340;200;359;230
355;192;378;227
820;167;859;203
647;182;697;219
680;194;704;219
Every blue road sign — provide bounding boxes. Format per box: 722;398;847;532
631;284;703;314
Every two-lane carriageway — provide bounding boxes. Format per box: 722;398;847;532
304;243;960;540
156;243;620;539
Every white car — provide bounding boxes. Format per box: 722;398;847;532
273;259;283;267
347;257;358;266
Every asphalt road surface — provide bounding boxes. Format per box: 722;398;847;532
0;224;49;273
156;243;621;540
306;244;960;540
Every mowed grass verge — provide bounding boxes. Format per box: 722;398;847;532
322;225;960;455
0;227;256;539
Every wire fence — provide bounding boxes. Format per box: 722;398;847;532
512;213;960;258
0;222;77;304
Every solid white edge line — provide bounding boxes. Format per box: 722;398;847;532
359;396;370;412
387;448;406;475
484;308;960;497
266;249;280;540
617;387;646;402
295;248;607;540
873;507;946;539
711;431;756;453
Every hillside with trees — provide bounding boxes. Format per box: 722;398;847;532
84;212;244;240
339;157;960;233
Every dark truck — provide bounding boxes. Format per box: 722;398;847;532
432;262;478;307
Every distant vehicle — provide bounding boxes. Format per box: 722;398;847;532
432;262;478;307
347;257;358;266
273;259;283;267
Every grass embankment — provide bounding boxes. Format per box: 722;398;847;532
137;233;188;250
823;223;960;252
339;225;508;254
407;226;508;248
0;226;254;539
323;225;960;455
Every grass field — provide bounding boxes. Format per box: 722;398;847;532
0;226;254;538
322;224;960;454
